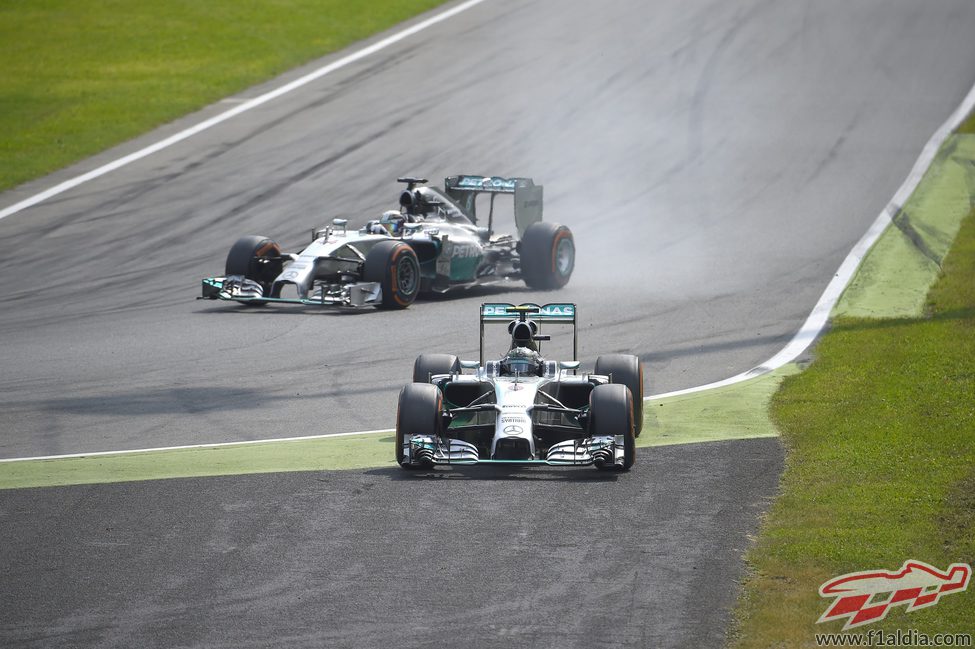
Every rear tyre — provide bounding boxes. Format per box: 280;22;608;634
595;354;645;437
589;383;635;471
412;353;461;383
396;383;444;469
520;222;574;290
364;240;420;309
225;235;283;299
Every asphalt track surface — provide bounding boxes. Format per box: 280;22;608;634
2;0;975;647
0;440;781;648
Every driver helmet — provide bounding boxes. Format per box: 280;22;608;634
501;346;541;376
379;210;406;236
401;188;430;216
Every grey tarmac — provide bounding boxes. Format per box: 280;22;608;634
2;0;975;456
2;0;975;646
0;439;781;649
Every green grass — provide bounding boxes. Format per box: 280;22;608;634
834;134;975;318
641;365;800;447
0;0;447;192
0;433;397;490
731;210;975;647
958;110;975;134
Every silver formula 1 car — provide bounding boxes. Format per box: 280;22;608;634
396;303;644;471
200;175;575;309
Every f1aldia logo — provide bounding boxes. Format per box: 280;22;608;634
818;560;971;630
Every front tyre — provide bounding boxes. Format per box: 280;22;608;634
364;240;420;309
225;235;283;298
395;383;444;469
520;222;574;290
589;383;635;471
412;353;460;383
595;354;644;437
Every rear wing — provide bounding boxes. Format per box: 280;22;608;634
479;302;577;365
444;175;543;237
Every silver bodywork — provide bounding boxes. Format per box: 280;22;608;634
204;227;392;307
399;367;628;468
399;303;632;470
200;177;538;307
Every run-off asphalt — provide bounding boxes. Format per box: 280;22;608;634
0;439;781;649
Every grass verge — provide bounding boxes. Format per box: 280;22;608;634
0;0;447;193
959;109;975;134
0;434;397;490
834;135;975;318
641;366;799;447
731;209;975;645
0;380;789;489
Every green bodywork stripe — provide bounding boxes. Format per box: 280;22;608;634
449;256;479;281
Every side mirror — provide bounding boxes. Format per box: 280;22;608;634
460;360;479;370
542;361;558;378
332;218;348;233
559;361;581;371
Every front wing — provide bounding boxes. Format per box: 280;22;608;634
400;434;628;470
199;276;382;307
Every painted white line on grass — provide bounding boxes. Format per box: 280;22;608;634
0;429;394;463
0;0;489;223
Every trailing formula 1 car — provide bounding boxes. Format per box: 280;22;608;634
199;175;575;309
396;303;644;471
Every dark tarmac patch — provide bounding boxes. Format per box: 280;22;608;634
0;438;782;649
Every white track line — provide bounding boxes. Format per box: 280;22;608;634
2;12;974;465
0;0;489;223
0;429;394;463
652;79;975;400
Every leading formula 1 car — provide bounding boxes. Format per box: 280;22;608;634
396;303;644;471
199;175;575;309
